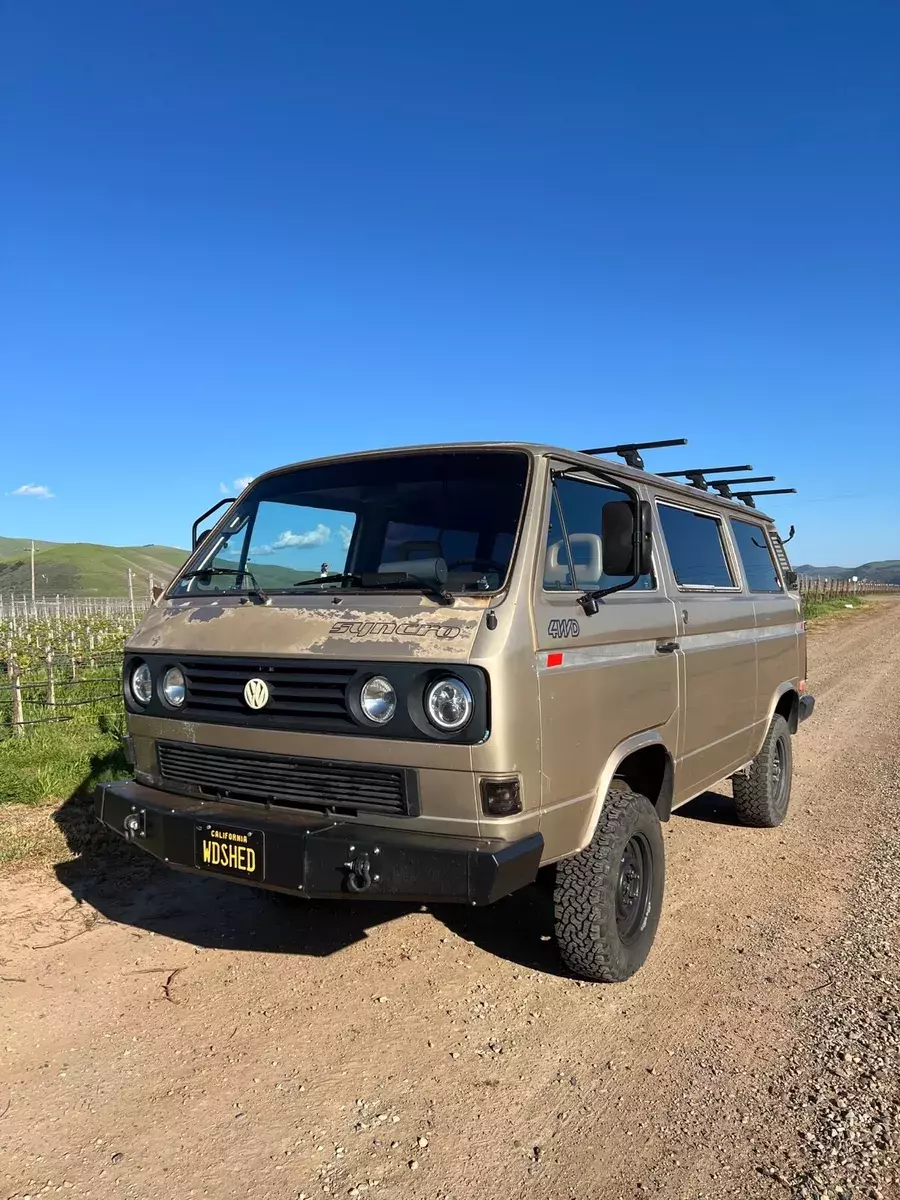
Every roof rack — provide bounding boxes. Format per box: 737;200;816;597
733;488;797;509
709;475;775;498
582;438;687;470
578;440;798;512
658;465;753;490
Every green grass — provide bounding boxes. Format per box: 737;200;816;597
802;594;865;622
0;719;130;805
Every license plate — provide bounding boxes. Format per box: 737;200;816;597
195;825;264;881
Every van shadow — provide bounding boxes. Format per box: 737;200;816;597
673;786;741;825
52;754;565;973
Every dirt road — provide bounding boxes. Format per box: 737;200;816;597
2;604;898;1200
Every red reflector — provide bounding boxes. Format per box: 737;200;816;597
547;652;564;667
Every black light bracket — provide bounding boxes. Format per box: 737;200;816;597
583;438;687;470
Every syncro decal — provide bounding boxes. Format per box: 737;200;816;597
330;620;462;640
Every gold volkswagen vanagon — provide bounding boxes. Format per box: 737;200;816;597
96;438;813;981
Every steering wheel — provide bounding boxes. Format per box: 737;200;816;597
445;558;505;574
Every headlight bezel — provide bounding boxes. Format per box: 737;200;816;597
424;676;475;732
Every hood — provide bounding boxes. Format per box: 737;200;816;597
127;593;491;663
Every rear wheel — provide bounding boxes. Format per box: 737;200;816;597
732;713;793;827
553;787;665;982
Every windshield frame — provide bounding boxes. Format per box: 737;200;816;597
169;448;534;601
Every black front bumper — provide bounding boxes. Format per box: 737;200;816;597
799;694;815;723
94;780;543;906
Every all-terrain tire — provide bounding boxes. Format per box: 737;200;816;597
732;713;793;828
553;787;665;983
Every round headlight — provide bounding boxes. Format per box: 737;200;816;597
131;662;153;705
360;676;396;724
163;666;186;707
425;677;473;731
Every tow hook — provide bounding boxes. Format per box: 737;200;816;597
343;849;380;893
123;809;146;840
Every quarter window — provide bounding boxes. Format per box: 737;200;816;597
731;519;783;593
657;503;735;589
543;476;653;592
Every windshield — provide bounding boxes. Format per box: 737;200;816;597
173;450;529;598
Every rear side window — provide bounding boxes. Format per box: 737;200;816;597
657;503;735;588
731;519;783;592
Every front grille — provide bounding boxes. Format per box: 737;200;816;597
156;741;415;818
180;657;356;730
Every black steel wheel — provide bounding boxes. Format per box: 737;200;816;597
616;833;654;946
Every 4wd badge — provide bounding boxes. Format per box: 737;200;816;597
548;618;580;639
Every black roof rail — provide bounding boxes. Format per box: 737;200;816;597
710;475;775;498
734;488;797;509
582;438;687;470
658;465;753;491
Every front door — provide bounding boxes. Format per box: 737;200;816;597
533;468;680;859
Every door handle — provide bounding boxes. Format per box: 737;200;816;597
656;640;679;654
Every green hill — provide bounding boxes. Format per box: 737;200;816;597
0;540;189;597
795;560;900;584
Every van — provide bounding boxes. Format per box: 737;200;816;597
95;440;814;981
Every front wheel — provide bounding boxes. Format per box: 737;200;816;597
732;713;793;827
553;787;665;982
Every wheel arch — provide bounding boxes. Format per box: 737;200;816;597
585;732;676;845
766;682;802;739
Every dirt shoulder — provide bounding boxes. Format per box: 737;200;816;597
1;602;898;1200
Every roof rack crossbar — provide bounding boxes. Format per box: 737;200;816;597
734;488;796;509
710;475;776;498
582;438;687;470
658;464;753;491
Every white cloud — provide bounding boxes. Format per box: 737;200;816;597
252;524;331;556
338;524;354;550
9;484;54;499
219;475;256;496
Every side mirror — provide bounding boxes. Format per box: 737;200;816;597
601;500;653;577
195;529;210;548
785;568;798;590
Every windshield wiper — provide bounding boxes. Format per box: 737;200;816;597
291;570;454;605
362;574;455;606
292;572;363;588
181;566;269;605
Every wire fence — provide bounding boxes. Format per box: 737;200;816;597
797;577;900;600
0;568;162;630
1;650;126;740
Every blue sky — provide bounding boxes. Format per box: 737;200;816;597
2;1;898;565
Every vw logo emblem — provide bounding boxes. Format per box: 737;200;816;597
243;677;270;710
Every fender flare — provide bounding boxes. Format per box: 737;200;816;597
583;729;676;847
760;681;802;747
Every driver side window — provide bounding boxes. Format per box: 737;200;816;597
543;476;654;592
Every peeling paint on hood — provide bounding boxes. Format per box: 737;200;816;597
126;595;492;662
